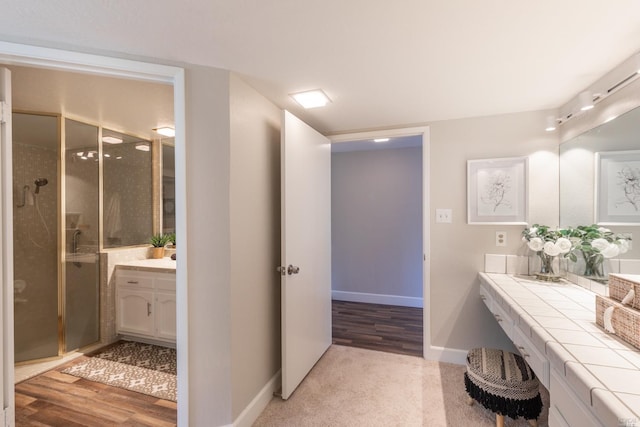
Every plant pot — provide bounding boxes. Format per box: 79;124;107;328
151;247;165;259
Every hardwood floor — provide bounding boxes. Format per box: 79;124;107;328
15;356;177;427
332;300;423;357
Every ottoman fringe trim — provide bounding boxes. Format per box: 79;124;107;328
465;372;542;421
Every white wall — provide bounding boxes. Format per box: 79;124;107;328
229;74;281;420
429;110;559;352
331;147;423;304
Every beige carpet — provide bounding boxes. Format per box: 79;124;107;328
254;345;549;426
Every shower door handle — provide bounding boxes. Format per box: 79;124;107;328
147;302;152;316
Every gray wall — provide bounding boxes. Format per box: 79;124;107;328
229;74;281;419
331;147;423;301
429;110;559;352
183;65;233;425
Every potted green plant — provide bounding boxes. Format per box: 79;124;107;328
150;233;170;259
166;232;176;248
165;232;177;258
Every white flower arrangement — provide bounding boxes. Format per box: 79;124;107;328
522;224;575;278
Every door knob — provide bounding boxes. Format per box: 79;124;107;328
287;265;300;275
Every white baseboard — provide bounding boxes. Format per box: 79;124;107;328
332;290;423;308
233;370;281;427
424;345;467;365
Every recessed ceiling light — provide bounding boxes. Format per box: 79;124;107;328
154;127;175;137
579;91;594;111
135;143;150;152
374;138;390;143
545;116;557;132
290;89;331;109
102;136;123;144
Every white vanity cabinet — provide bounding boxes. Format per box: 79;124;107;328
116;267;176;344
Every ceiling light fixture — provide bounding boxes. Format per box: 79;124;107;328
290;89;331;109
545;116;557;132
135;143;150;152
102;136;123;144
374;138;390;143
579;91;594;111
154;127;175;137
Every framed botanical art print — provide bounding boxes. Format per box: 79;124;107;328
467;156;528;224
595;150;640;225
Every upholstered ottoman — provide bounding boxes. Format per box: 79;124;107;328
464;348;542;427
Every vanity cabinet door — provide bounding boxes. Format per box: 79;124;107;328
155;291;177;341
117;288;154;336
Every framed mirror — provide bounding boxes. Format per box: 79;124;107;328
560;106;640;277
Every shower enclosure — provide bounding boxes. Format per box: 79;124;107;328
13;111;154;363
13;114;100;362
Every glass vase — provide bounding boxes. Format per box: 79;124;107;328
582;252;607;282
534;252;560;282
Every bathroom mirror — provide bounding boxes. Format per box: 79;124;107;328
559;106;640;261
102;129;153;248
162;139;175;235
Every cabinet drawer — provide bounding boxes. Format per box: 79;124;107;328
492;301;514;340
513;325;549;388
156;277;176;291
479;282;493;311
117;274;154;289
550;369;601;427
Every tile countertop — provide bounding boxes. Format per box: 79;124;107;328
479;273;640;425
116;257;176;273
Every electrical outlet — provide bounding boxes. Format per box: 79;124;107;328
436;208;452;223
496;231;507;247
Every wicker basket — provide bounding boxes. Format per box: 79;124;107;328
596;295;640;350
608;274;640;310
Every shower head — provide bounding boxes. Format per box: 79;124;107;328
34;178;48;194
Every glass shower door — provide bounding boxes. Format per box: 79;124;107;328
64;118;100;351
12;113;60;362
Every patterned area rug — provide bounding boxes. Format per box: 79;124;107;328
62;341;177;401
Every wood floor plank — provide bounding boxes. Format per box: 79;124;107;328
15;347;177;427
332;300;423;357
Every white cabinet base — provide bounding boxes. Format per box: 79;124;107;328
116;268;176;344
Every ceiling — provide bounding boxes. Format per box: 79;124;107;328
1;1;640;135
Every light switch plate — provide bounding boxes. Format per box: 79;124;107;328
435;208;452;223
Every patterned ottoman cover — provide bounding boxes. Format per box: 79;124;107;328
464;347;542;420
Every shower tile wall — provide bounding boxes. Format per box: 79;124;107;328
103;143;153;247
13;143;59;362
65;150;100;250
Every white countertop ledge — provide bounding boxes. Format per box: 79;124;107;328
116;257;176;272
479;272;640;424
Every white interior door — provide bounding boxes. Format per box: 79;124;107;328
280;110;331;400
0;66;16;427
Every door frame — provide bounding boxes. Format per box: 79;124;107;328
329;126;431;359
0;41;188;426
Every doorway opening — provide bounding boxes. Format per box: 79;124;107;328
329;127;430;359
0;44;186;426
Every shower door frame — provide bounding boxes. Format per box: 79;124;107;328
12;110;65;363
0;42;187;427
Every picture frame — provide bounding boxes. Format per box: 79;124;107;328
595;150;640;225
467;156;528;224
